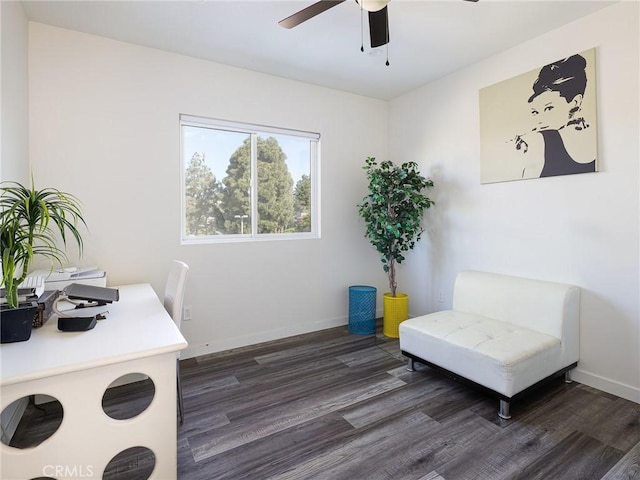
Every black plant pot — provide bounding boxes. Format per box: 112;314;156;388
0;302;38;343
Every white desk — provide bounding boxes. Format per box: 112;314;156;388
0;283;187;479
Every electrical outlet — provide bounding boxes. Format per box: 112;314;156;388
183;305;192;321
438;291;445;303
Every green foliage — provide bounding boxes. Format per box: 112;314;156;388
256;137;294;234
184;136;308;236
185;153;224;235
0;180;86;309
294;174;311;232
221;136;295;234
357;157;434;297
221;138;252;233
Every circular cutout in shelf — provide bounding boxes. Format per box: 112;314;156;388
103;446;156;479
1;395;63;449
102;374;156;420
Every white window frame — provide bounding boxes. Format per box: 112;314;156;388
180;114;321;244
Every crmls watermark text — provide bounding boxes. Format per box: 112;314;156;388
42;465;95;478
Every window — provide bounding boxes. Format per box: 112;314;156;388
180;115;320;243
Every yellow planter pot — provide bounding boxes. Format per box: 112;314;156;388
383;292;408;338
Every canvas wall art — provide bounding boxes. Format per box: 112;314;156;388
479;48;598;184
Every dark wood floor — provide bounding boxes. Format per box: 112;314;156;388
9;323;640;479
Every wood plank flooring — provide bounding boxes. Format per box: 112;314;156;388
8;323;640;479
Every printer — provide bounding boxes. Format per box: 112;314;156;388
30;266;107;291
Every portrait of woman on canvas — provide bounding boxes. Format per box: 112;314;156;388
479;48;598;184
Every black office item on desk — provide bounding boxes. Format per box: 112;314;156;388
0;302;38;343
58;316;97;332
64;283;119;305
0;287;36;298
34;290;61;328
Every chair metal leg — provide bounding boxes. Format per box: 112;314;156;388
498;399;511;420
406;357;415;372
177;359;184;425
564;370;573;384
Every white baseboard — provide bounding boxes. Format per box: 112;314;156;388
183;316;348;359
572;368;640;404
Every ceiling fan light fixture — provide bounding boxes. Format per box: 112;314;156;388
358;0;390;13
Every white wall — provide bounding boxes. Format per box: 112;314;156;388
0;0;31;445
28;23;390;358
390;2;639;403
1;1;29;183
22;3;640;403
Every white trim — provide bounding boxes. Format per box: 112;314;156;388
572;368;640;404
180;114;320;141
182;316;348;360
179;115;187;245
250;132;258;236
311;138;321;238
181;231;318;245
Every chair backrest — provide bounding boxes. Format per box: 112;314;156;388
452;270;579;340
164;260;189;329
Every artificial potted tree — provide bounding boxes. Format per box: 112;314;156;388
357;156;434;338
1;180;86;343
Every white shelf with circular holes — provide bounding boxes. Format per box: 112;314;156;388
1;284;187;480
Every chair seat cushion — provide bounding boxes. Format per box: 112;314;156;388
399;311;562;397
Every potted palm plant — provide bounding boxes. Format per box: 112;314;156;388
357;157;434;337
1;180;86;343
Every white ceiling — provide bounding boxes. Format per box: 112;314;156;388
21;0;614;100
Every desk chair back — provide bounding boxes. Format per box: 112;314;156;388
164;260;189;425
164;260;189;329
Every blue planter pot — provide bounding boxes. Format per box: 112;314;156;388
348;285;377;335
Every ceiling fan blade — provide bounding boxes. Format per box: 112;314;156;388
278;0;346;29
368;6;389;48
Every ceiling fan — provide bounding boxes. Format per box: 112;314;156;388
279;0;479;51
279;1;391;49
